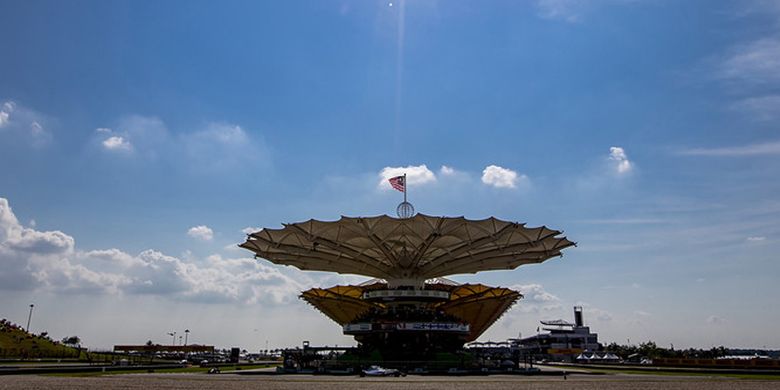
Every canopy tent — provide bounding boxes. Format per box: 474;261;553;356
240;214;574;283
300;282;521;342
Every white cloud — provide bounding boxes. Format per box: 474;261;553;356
102;136;132;152
706;315;724;325
732;95;780;121
439;165;456;176
578;218;665;225
378;164;436;189
510;283;563;313
535;0;584;22
242;227;262;235
0;198;74;255
481;165;523;188
187;225;214;241
0;197;309;304
2;101;15;113
30;121;43;136
29;121;51;147
0;101;15;127
0;101;51;146
82;248;144;268
90;117;269;174
746;236;766;241
596;311;613;322
180;122;268;173
571;301;613;323
680;141;780;157
113;115;169;158
717;38;780;85
608;146;632;174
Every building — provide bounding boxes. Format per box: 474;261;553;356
240;214;574;361
515;306;602;362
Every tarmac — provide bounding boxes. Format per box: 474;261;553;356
1;372;780;390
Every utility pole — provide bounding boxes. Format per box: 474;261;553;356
26;304;34;333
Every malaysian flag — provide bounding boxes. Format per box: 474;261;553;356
388;175;405;192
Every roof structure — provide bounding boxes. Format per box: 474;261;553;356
240;214;575;282
300;282;521;341
540;319;575;327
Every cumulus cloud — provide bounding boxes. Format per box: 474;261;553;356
102;135;132;152
746;236;766;242
0;197;308;304
378;164;436;189
481;165;524;188
706;315;724;325
0;199;74;255
510;283;563;313
439;165;458;176
608;146;632;174
187;225;214;241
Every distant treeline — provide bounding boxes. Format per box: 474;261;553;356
604;341;780;359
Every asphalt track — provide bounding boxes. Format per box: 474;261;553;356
1;373;780;390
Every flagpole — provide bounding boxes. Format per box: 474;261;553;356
403;173;407;203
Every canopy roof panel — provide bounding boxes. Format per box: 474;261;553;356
240;214;574;280
299;283;521;341
300;287;381;325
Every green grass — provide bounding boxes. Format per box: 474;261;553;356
0;327;82;359
44;364;277;377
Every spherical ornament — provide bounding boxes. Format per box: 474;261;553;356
396;201;415;219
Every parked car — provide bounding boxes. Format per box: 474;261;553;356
360;365;405;377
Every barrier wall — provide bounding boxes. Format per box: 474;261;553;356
654;358;780;369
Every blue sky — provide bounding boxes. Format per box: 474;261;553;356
1;0;779;350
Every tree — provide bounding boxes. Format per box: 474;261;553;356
62;336;81;347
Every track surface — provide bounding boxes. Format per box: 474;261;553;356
1;373;780;390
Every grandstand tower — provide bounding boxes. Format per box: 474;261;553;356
240;214;574;359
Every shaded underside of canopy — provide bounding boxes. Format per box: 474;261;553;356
240;214;574;280
300;286;382;325
299;283;521;342
440;284;521;341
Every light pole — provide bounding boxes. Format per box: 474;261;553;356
26;304;34;333
184;329;190;346
168;331;176;346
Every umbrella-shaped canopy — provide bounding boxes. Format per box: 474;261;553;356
300;282;521;342
241;214;574;284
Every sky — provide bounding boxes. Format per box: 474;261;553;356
1;0;779;351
